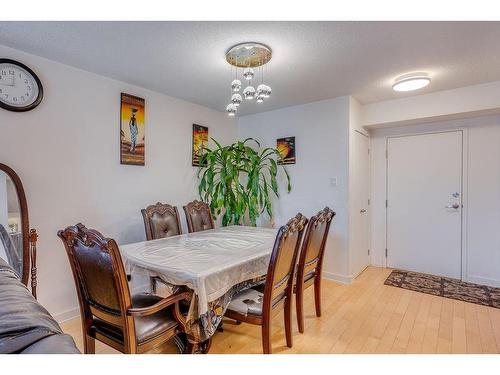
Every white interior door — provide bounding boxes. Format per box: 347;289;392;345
387;131;463;279
351;131;370;277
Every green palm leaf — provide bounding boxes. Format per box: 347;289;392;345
197;138;291;226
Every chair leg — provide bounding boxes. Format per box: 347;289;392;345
296;284;305;333
284;296;293;348
261;321;271;354
84;334;95;354
314;276;322;317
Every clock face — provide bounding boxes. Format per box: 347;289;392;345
0;59;43;112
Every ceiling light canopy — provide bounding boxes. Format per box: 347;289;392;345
392;73;431;92
226;42;272;67
225;42;273;116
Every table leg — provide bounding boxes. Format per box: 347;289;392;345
197;338;212;354
176;333;212;354
184;341;197;354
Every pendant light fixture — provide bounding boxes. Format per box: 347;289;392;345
225;42;272;116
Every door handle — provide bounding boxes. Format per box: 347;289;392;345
360;209;367;213
445;204;460;209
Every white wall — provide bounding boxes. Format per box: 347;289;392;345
239;96;352;283
369;115;500;287
0;44;237;320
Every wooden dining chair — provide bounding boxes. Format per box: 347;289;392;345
295;207;335;333
141;202;183;293
183;200;215;233
141;202;182;241
58;223;192;354
224;213;308;354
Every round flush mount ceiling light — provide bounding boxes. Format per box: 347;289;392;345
392;73;431;92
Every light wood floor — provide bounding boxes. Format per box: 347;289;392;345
60;266;500;354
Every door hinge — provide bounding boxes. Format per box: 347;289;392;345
385;248;388;258
368;148;370;155
368;249;370;255
385;199;388;208
368;199;371;205
385;149;388;159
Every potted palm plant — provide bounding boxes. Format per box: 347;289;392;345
197;138;291;226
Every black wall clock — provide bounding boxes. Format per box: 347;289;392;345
0;58;43;112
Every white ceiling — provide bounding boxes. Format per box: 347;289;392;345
1;21;500;116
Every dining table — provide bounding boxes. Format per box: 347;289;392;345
119;225;278;352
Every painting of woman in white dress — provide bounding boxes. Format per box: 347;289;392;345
120;93;145;165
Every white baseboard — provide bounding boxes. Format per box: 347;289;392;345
466;274;500;288
53;307;80;324
322;271;353;284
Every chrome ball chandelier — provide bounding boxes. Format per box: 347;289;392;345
225;42;272;116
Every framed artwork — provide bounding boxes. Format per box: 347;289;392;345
192;124;209;167
277;136;296;165
120;93;145;166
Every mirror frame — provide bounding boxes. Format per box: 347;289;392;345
0;163;30;286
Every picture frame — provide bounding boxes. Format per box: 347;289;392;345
120;93;145;166
192;124;209;167
277;136;296;165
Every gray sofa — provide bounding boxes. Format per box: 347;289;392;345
0;258;80;354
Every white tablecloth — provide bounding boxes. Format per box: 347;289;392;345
119;226;277;316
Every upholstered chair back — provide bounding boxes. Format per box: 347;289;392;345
58;224;133;325
297;207;335;283
183;200;215;233
142;203;182;240
264;213;308;311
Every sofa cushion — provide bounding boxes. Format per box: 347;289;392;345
20;333;80;354
0;258;79;354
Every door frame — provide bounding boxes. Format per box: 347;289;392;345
384;128;469;281
352;129;371;277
